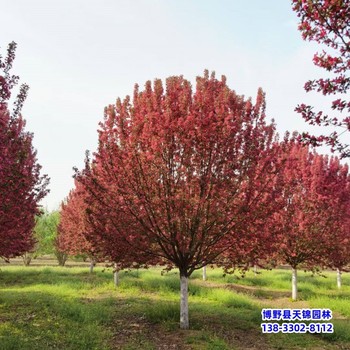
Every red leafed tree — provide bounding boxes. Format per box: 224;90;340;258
76;71;281;329
0;42;49;260
58;180;99;272
292;0;350;158
319;157;350;288
272;142;343;299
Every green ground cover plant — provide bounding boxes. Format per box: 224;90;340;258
0;265;349;349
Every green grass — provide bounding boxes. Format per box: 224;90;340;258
0;267;113;350
0;265;349;349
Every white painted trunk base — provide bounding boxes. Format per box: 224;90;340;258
337;268;342;289
114;264;119;286
180;275;189;329
202;266;207;281
292;268;298;300
89;260;94;274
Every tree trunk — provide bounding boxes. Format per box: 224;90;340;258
89;259;95;274
337;268;342;289
56;251;67;266
292;267;298;300
254;264;258;276
180;274;189;329
202;266;207;281
114;263;119;286
22;253;32;266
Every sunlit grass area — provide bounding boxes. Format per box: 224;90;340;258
0;265;349;349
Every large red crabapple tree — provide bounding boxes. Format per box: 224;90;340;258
319;156;350;288
76;71;282;329
0;42;49;260
271;141;349;299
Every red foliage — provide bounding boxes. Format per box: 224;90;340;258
57;181;95;257
0;42;49;260
318;157;350;271
0;107;49;259
292;0;350;158
76;71;281;277
214;143;285;273
271;141;350;270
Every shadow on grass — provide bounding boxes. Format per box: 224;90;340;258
113;292;350;350
110;291;266;349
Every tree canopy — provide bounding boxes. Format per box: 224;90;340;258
0;42;49;260
75;71;283;328
292;0;350;158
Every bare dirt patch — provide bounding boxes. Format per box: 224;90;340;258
104;291;277;350
108;313;275;350
107;298;191;350
110;315;192;350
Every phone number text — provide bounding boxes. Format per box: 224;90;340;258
261;322;333;334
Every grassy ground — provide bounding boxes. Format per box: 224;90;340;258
0;263;349;350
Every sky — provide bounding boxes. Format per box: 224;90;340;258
0;0;339;210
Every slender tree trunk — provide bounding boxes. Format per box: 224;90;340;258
254;264;258;277
56;251;67;266
22;253;32;266
89;259;95;274
337;268;342;289
202;266;207;281
114;263;119;286
180;274;189;329
292;267;298;300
